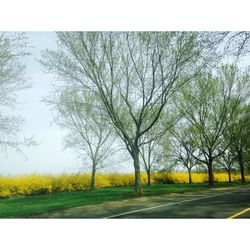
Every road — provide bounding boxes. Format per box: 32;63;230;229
36;184;250;219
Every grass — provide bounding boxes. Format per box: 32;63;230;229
0;181;248;218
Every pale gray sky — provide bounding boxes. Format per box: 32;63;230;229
0;32;88;175
0;32;131;176
0;32;78;175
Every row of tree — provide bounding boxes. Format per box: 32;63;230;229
41;32;250;193
167;65;250;185
1;32;250;194
118;64;250;187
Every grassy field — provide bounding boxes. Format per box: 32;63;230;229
0;182;248;218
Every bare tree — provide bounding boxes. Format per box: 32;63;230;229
41;32;220;193
0;32;33;153
46;86;119;191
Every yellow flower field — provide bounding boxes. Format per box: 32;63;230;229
0;172;249;198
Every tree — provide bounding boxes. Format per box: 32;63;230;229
139;134;161;186
225;104;250;182
215;148;236;183
41;32;220;194
139;105;178;185
175;65;247;185
170;125;198;184
0;32;33;153
223;32;250;58
244;146;250;174
46;86;119;191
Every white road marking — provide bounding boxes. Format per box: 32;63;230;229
104;188;247;219
178;194;207;197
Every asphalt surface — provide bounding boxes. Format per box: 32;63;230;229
36;184;250;219
108;186;250;218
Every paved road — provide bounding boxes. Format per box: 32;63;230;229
36;184;250;219
107;186;250;218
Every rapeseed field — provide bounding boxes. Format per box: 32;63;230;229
0;172;249;198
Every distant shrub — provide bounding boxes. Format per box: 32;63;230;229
151;172;171;184
107;173;134;187
0;175;53;198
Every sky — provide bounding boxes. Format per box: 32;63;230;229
0;32;76;175
0;32;132;176
0;32;92;175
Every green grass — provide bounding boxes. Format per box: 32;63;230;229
0;182;248;218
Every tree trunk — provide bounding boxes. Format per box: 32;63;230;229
238;150;246;182
90;166;96;191
227;168;232;183
207;158;214;186
133;150;142;194
188;168;192;184
147;170;151;186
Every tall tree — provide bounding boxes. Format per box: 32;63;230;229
139;106;178;186
225;104;250;182
170;126;198;184
139;135;162;186
41;32;220;194
215;149;236;183
46;86;119;191
0;32;32;153
175;65;247;185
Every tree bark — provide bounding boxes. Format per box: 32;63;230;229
146;170;151;186
188;168;192;184
207;158;214;186
133;149;142;194
227;168;232;183
90;166;96;191
238;149;246;182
